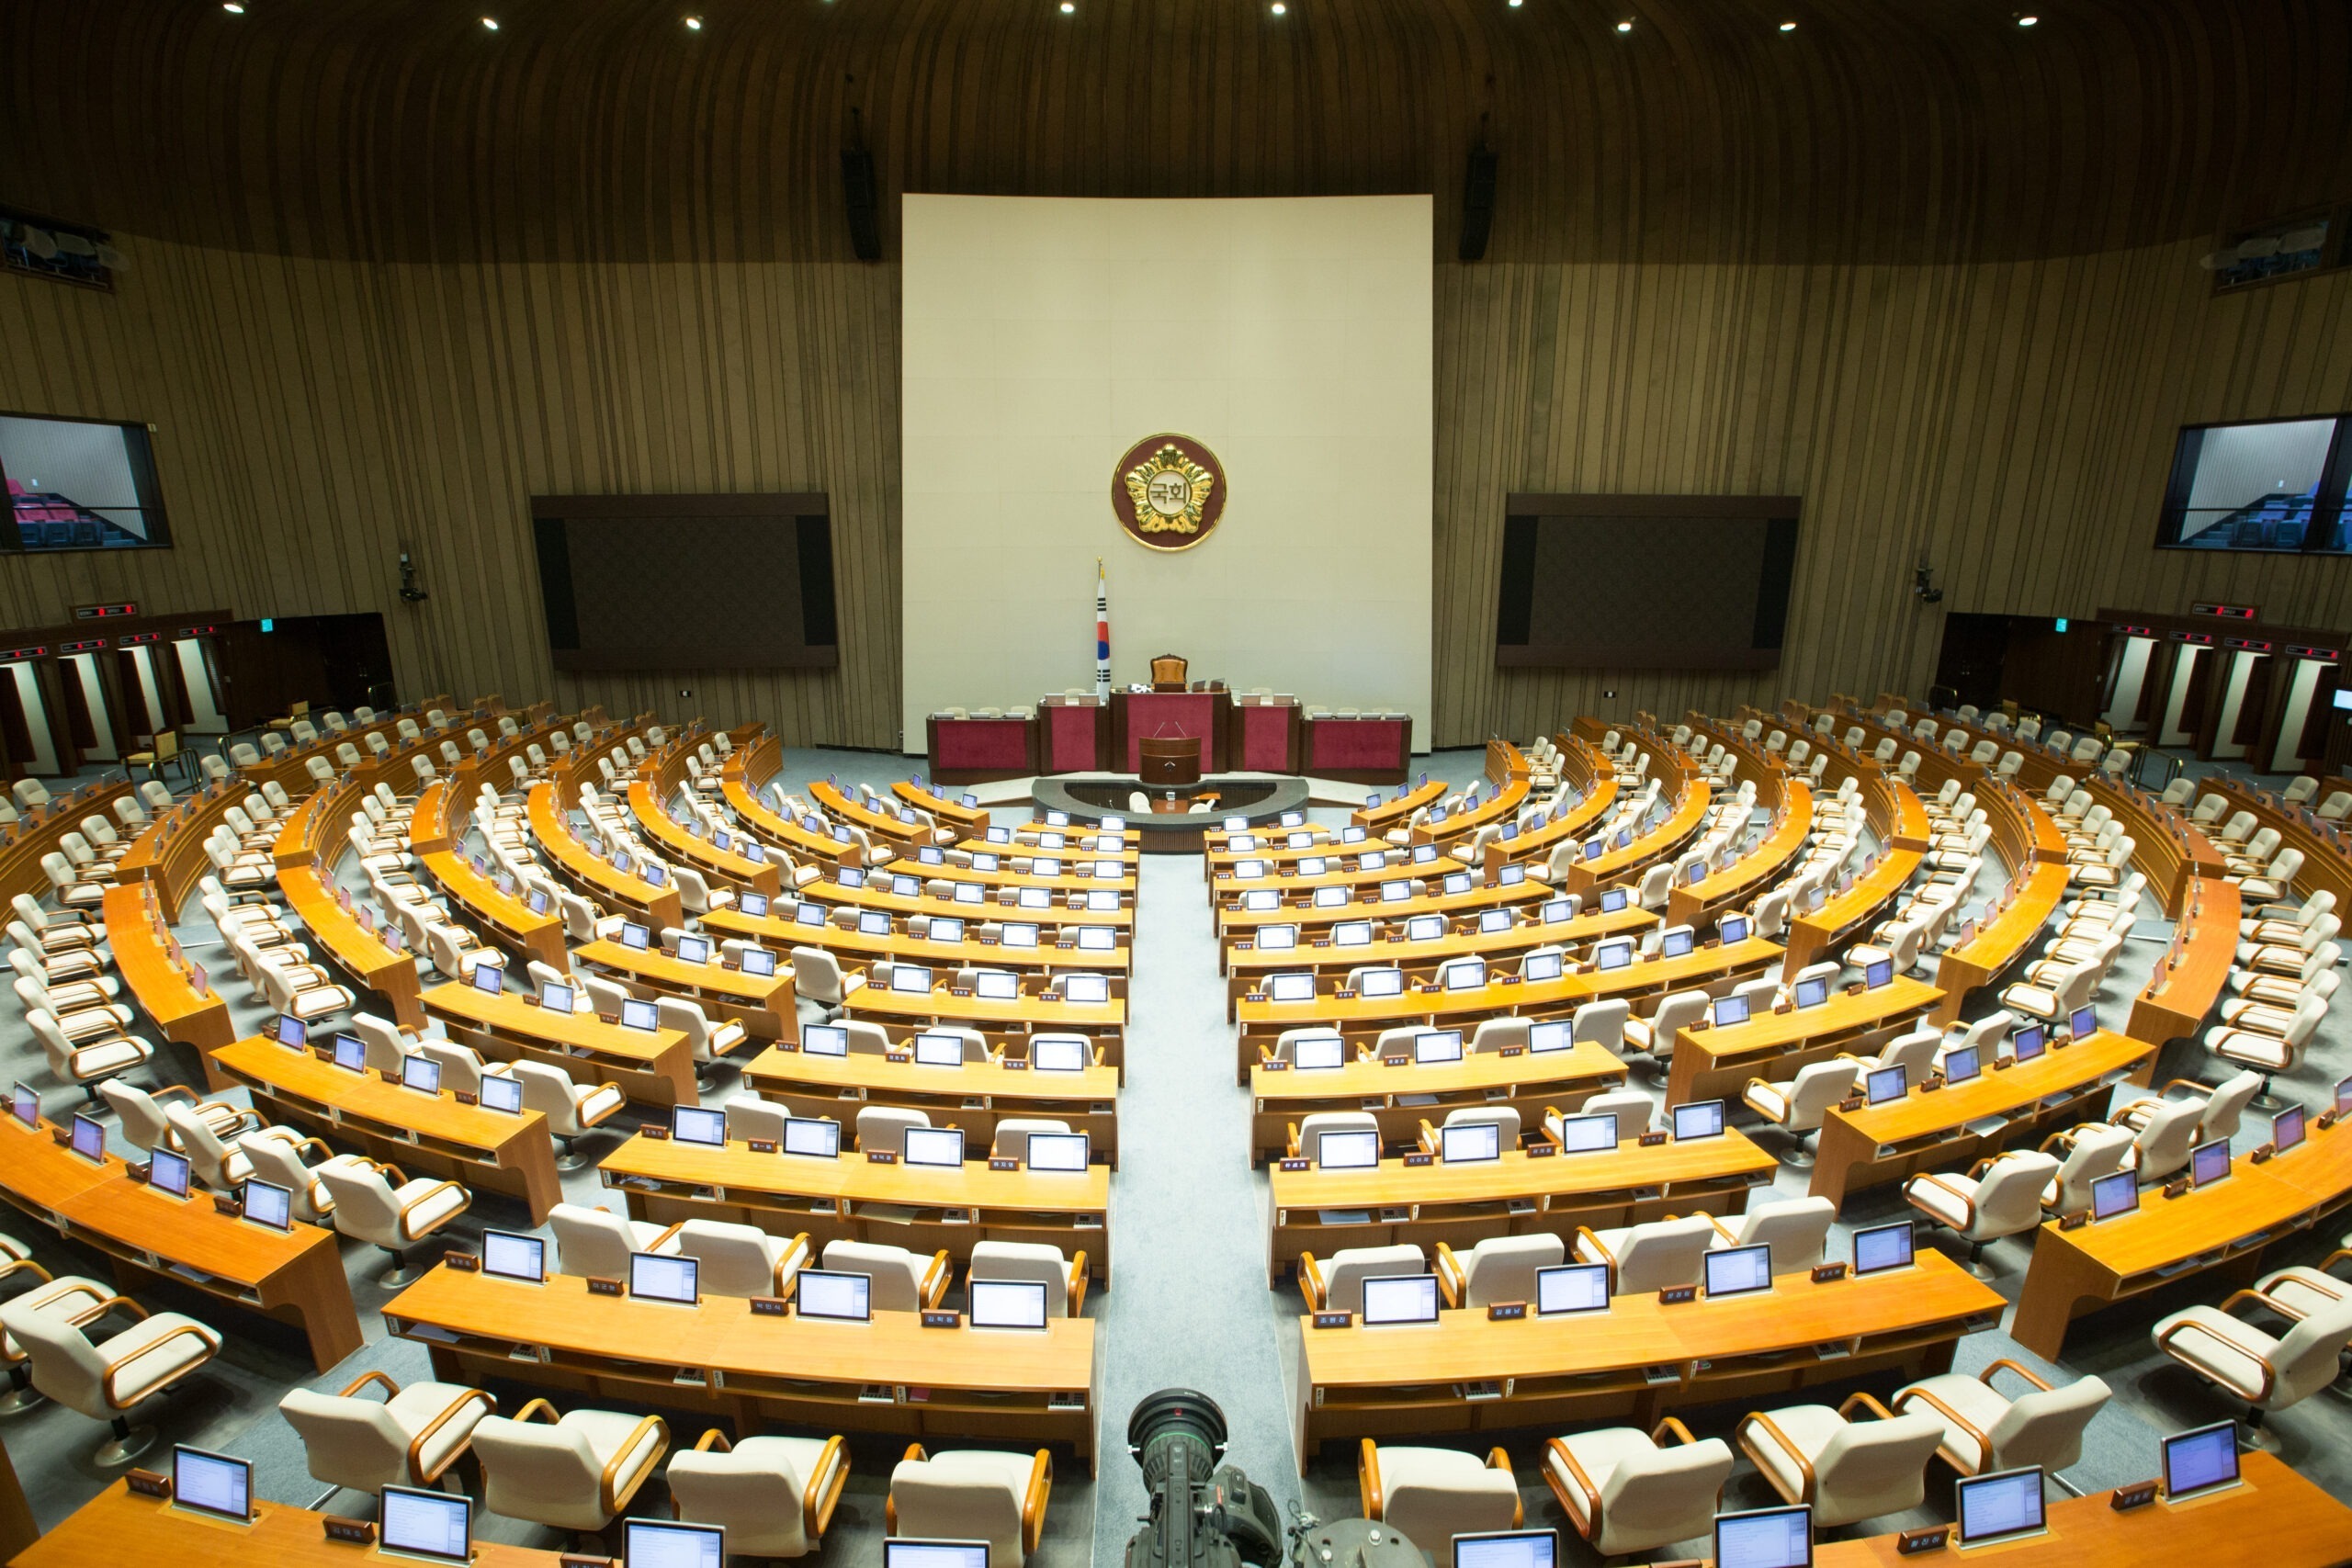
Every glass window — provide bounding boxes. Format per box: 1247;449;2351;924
2156;414;2349;554
0;414;172;553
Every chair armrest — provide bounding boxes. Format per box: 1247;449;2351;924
1653;1416;1700;1447
1705;1213;1741;1247
410;1388;496;1484
2217;1288;2300;1325
1736;1411;1817;1503
2154;1317;2277;1402
373;1162;410;1187
1359;1439;1384;1519
1541;1437;1602;1538
1298;1252;1327;1310
1907;1173;1978;1231
2038;1129;2077;1155
1068;1252;1090;1317
1021;1450;1054;1556
89;1294;150;1324
150;1085;203;1108
919;1250;952;1308
1432;1242;1467;1308
396;1180;470;1240
0;1259;53;1288
804;1433;849;1540
693;1428;733;1453
1839;1391;1899;1421
338;1369;401;1401
1980;1358;2052;1393
1573;1225;1614;1266
597;1414;669;1517
1894;1385;1992;1461
1283;1120;1299;1156
104;1321;217;1408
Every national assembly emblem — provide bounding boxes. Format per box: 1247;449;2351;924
1113;434;1227;551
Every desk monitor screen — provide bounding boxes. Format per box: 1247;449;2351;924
277;1015;308;1048
380;1484;470;1563
1956;1467;2046;1546
1866;1064;1909;1105
974;971;1019;1001
1534;1263;1611;1317
1307;886;1347;909
1278;810;1306;829
794;902;826;927
1326;921;1369;949
885;1542;989;1568
482;1229;546;1283
1076;925;1116;953
2191;1136;2230;1187
643;864;670;888
8;1081;34;1129
837;867;868;891
782;1117;842;1158
1015;887;1057;910
1002;923;1041;949
2010;1023;2046;1063
1442;872;1473;897
1600;888;1630;913
890;874;922;897
1292;1035;1346;1071
401;1054;443;1095
956;883;989;906
913;1033;967;1067
918;845;944;865
1222;816;1250;834
1360;969;1407;998
2089;1168;2139;1221
481;1072;524;1114
737;890;772;918
1553;1112;1616;1155
890;965;935;995
985;826;1011;844
1086;889;1119;911
1031;1037;1089;1073
1720;914;1750;944
673;934;711;965
1595;942;1633;972
1360;1273;1441;1326
802;1023;848;1057
1703;1243;1773;1300
1478;908;1514;935
1442;959;1487;991
1713;994;1751;1027
68;1111;104;1163
149;1146;192;1199
2337;1074;2352;1118
1942;1043;1982;1085
1714;1505;1813;1568
2069;1005;2097;1040
796;1269;871;1323
1684;859;1707;886
469;962;505;997
1232;859;1266;881
172;1445;252;1523
1661;928;1694;958
1793;976;1828;1009
2274;1104;2307;1154
1414;1030;1464;1065
1243;890;1281;913
333;1033;368;1072
1582;839;1605;862
969;1278;1050;1331
621;998;661;1032
1852;1220;1915;1275
2162;1420;2240;1499
673;1105;727;1145
620;922;651;951
1522;951;1565;983
1865;957;1894;989
859;910;894;937
1269;973;1316;1004
541;979;578;1014
931;918;969;944
1453;1529;1557;1568
1405;915;1445;942
741;946;778;978
1543;898;1575;925
1527;1021;1569;1055
622;1518;725;1568
1672;1100;1726;1141
904;1126;967;1168
241;1178;292;1231
1379;880;1411;904
1027;1131;1090;1172
1063;973;1111;1004
628;1251;699;1305
1317;1129;1381;1170
1440;1121;1502;1164
1411;844;1440;865
1356;849;1387;872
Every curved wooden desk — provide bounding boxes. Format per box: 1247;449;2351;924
1665;975;1941;1107
99;881;237;1085
416;847;569;972
572;936;797;1040
527;779;684;930
702;906;1132;977
1352;775;1447;831
630;740;783;897
811;778;955;847
743;1043;1122;1167
802;873;1134;931
722;737;875;869
422;980;696;1106
1220;904;1659;1017
1247;1040;1627;1165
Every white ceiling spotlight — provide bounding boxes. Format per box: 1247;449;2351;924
684;14;703;28
481;16;499;29
1616;18;1634;32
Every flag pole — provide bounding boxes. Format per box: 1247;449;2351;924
1094;558;1112;701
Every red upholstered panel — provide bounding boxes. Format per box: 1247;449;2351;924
1124;693;1218;773
1044;704;1101;773
933;718;1033;772
1307;718;1408;773
1239;704;1295;772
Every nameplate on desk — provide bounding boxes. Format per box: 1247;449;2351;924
586;1276;626;1297
2321;1111;2340;1131
989;1156;1020;1172
886;1051;912;1064
1312;1311;1354;1329
127;1161;152;1185
1838;1094;1866;1112
213;1194;243;1217
1497;1044;1523;1057
2059;1212;2090;1231
922;1310;962;1329
947;987;972;998
1919;1077;1943;1093
47;1126;71;1147
1991;1056;2014;1072
1418;983;1442;994
559;1555;615;1568
379;1068;402;1084
2250;1143;2278;1164
1657;1284;1697;1304
641;1125;671;1140
125;1468;171;1499
1278;1156;1311;1172
522;994;540;1007
324;1517;377;1544
2111;1480;2159;1510
747;1138;777;1154
1403;1152;1434;1168
454;1089;479;1106
1382;1055;1410;1067
445;1253;481;1273
867;1149;898;1164
1636;1130;1668;1147
1242;993;1268;1004
1810;1262;1849;1283
1894;1526;1950;1555
1001;1056;1029;1072
1486;1301;1527;1321
2163;1177;2191;1200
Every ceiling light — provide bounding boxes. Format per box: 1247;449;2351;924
684;13;702;28
1508;0;1522;8
221;2;243;11
1271;2;1286;12
2016;12;2037;23
1778;19;1797;30
1060;1;1074;11
481;16;499;29
1615;17;1633;30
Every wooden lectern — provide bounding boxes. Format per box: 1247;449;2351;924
1138;735;1203;785
1150;653;1190;692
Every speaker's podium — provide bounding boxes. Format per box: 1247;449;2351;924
1137;734;1203;785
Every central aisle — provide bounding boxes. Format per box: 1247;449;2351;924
1090;852;1304;1562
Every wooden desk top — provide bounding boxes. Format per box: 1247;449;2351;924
115;780;251;913
1675;976;1942;1067
845;982;1127;1032
703;908;1131;974
0;778;135;911
1565;773;1712;892
574;939;797;1005
1250;1038;1626;1105
1215;874;1564;936
1938;861;2072;979
1270;1133;1778;1208
1409;773;1534;846
2205;776;2352;909
99;882;231;1045
1300;1250;2000;1387
276;864;422;1020
417;847;565;950
211;1035;549;1155
895;779;990;829
807;874;1135;930
420;981;690;1064
2129;873;2240;1047
721;771;870;869
1223;905;1659;975
811;777;953;845
1668;780;1811;927
601;1132;1111;1213
526;781;684;927
2035;1149;2315;1277
1352;776;1448;829
17;1484;570;1568
389;1264;1094;1393
744;1043;1119;1103
1826;1030;2152;1145
628;774;781;896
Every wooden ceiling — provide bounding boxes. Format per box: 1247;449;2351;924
3;0;2344;265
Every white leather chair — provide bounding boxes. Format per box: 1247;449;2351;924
1736;1394;1945;1529
989;1117;1073;1162
509;1059;625;1169
279;1371;496;1506
1620;990;1705;1070
2116;1094;2204;1182
1905;1150;2060;1276
667;1218;809;1299
655;996;748;1074
2038;1122;2135;1216
2153;1293;2352;1448
549;1202;676;1280
1434;1233;1563;1309
163;1102;303;1190
0;1248;111;1416
723;1095;792;1144
98;1079;256;1155
2111;1069;2262;1147
472;1401;668;1536
1894;1362;2110;1482
888;1447;1052;1568
1571;1090;1657;1134
1741;1059;1860;1166
1544;1420;1733;1558
240;1134;373;1225
0;1293;220;1465
1706;1196;1835;1275
1572;1214;1714;1294
1295;1243;1426;1314
968;1240;1089;1317
820;1239;950;1313
666;1427;850;1558
1359;1442;1521;1568
856;1105;932;1156
313;1159;470;1286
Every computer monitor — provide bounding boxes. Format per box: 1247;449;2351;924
628;1251;699;1305
1414;1030;1464;1065
1865;957;1894;988
1943;1043;1982;1085
2338;1074;2352;1118
643;864;669;888
972;971;1019;1001
2190;1136;2230;1187
1521;950;1565;982
1020;887;1055;909
1440;1121;1502;1164
1076;925;1116;952
1233;859;1266;881
241;1178;292;1231
740;892;771;917
2089;1168;2139;1221
1955;1467;2046;1546
968;1278;1050;1331
913;1033;967;1067
332;1032;367;1072
783;1117;842;1158
2069;1005;2097;1039
1540;898;1574;925
883;1540;989;1568
903;1126;967;1168
466;960;505;997
1600;887;1629;913
1412;843;1439;863
1660;929;1694;958
481;1072;524;1114
1316;1128;1381;1170
401;1054;443;1095
1713;994;1751;1027
148;1146;192;1199
1310;886;1347;908
2161;1420;2240;1499
621;998;661;1031
1793;976;1828;1008
984;826;1011;844
917;845;943;865
2010;1022;2046;1063
859;909;894;937
741;946;778;978
1360;969;1406;998
1521;1021;1566;1055
1442;872;1473;897
801;1023;850;1058
1357;850;1386;872
1379;880;1411;903
674;934;710;964
1551;1112;1617;1155
1713;1505;1813;1568
2273;1104;2307;1154
956;882;989;906
171;1445;253;1522
1852;1220;1915;1276
1703;1244;1774;1301
8;1082;35;1129
672;1105;727;1145
890;964;936;995
1533;1263;1611;1316
1863;1063;1910;1105
794;902;826;927
891;874;922;897
795;1269;871;1323
620;921;650;951
1031;1037;1089;1073
1001;922;1040;948
1719;914;1750;944
621;1518;726;1568
1499;863;1529;886
379;1484;472;1564
1594;942;1632;972
1268;973;1315;1004
1442;959;1487;990
277;1014;308;1048
1063;973;1111;1004
1404;914;1444;941
1319;920;1365;950
1672;1100;1726;1140
1452;1529;1558;1568
1027;1131;1090;1172
1360;1273;1441;1326
482;1229;546;1283
931;917;969;943
68;1111;104;1163
1683;859;1707;885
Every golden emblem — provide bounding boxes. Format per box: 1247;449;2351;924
1111;434;1227;551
